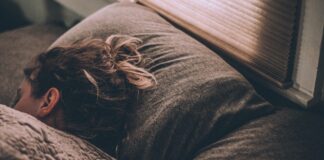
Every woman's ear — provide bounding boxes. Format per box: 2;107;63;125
36;87;60;118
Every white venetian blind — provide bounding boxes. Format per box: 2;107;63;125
139;0;300;88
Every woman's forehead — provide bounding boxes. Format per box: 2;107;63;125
24;66;40;81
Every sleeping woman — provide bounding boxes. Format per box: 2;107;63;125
12;35;157;156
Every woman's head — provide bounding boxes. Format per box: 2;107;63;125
13;35;156;154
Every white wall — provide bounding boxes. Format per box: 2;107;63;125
274;0;324;107
54;0;117;18
293;0;324;97
9;0;54;23
8;0;82;27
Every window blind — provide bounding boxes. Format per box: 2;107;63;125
139;0;300;88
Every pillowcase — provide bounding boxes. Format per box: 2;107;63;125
51;2;275;160
0;105;114;160
0;24;65;106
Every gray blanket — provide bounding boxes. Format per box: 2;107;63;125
0;104;115;160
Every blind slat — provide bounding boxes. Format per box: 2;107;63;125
176;1;293;61
140;0;300;87
186;1;293;44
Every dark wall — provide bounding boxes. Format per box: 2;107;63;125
0;0;81;32
0;0;30;32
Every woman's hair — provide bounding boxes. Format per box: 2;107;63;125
23;35;157;154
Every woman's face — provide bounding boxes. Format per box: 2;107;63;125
13;79;43;117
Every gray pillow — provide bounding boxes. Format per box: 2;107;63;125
51;2;275;160
0;24;65;106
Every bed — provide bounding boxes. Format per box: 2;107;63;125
0;2;323;160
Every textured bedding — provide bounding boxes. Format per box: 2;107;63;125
194;107;324;160
1;2;324;160
0;104;114;160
